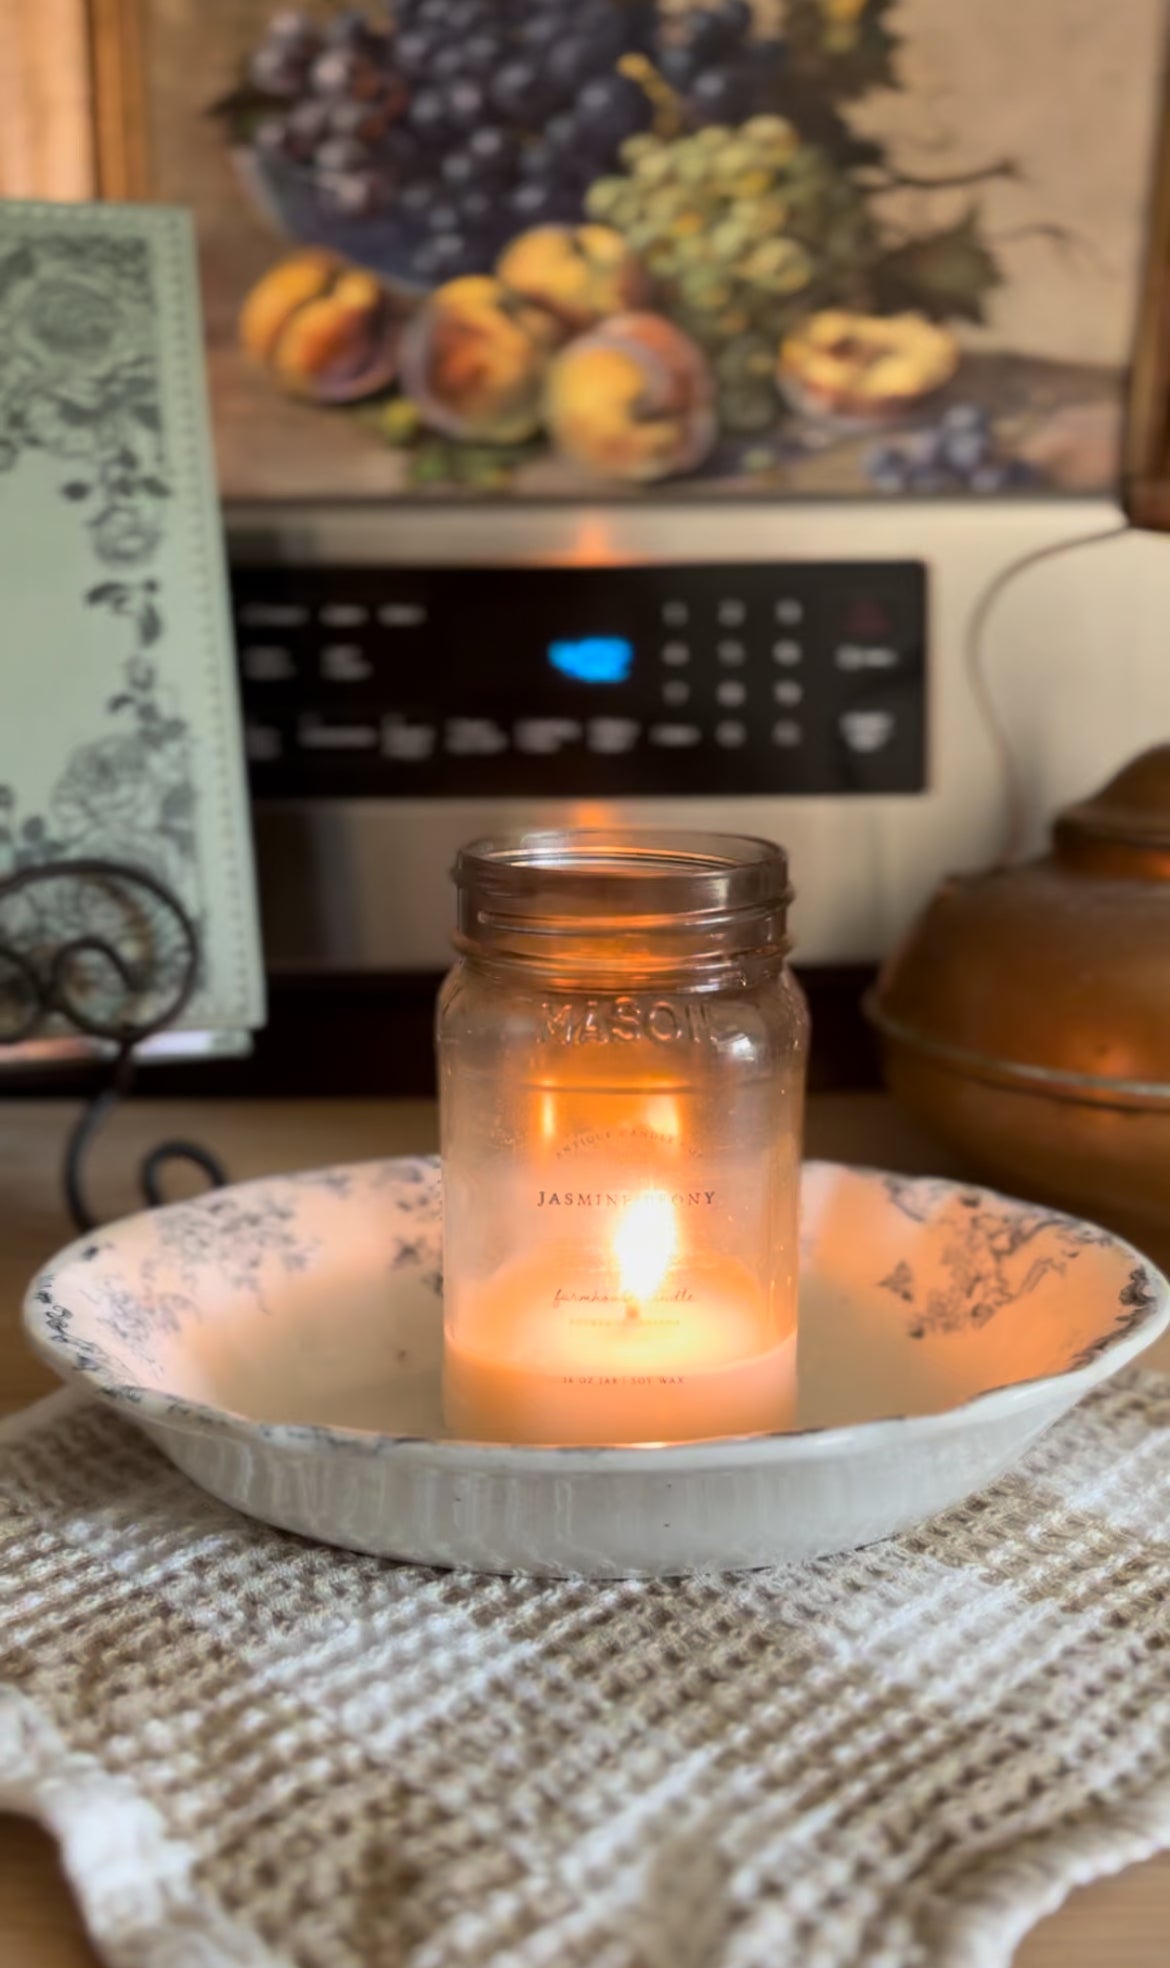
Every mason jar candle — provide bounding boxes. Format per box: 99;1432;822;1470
437;830;808;1446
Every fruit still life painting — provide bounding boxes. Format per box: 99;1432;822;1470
148;0;1159;498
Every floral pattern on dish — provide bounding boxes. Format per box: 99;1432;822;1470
874;1173;1120;1339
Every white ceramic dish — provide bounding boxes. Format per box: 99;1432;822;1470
24;1158;1170;1576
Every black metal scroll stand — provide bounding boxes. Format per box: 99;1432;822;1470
0;859;228;1231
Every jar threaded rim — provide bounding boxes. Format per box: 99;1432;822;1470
452;830;792;976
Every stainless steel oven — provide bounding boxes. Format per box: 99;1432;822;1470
227;498;970;980
229;496;1138;989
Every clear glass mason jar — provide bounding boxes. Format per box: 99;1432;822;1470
437;830;808;1446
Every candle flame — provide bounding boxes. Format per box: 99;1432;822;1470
614;1192;677;1307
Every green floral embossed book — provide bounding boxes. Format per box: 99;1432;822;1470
0;201;263;1047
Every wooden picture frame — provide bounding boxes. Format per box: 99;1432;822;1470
87;0;151;200
0;0;96;202
0;0;148;204
1126;59;1170;532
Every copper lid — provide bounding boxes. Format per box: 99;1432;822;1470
870;746;1170;1104
1054;745;1170;878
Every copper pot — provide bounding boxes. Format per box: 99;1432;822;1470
868;746;1170;1244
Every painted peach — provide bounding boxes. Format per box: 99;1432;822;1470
778;310;959;423
544;312;717;483
400;275;563;444
239;251;399;402
496;225;649;334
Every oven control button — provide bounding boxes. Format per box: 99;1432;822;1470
716;679;746;706
841;595;895;639
775;597;804;625
771;719;803;747
239;602;307;628
718;598;746;626
378;601;427;627
382;716;436;761
297;715;378;751
773;679;803;706
588;717;640;754
715;720;747;747
320;602;368;626
835;643;899;672
660;641;690;665
716;639;746;665
772;639;803;664
661;679;691;706
445;717;508;755
245;721;283;762
661;600;689;626
320;643;373;682
242;645;295;682
841;708;895;753
649;722;702;748
515;718;582;754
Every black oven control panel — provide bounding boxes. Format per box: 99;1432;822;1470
231;562;926;798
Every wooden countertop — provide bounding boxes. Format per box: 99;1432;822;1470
2;1093;1169;1967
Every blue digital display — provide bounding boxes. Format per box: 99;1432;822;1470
547;636;633;685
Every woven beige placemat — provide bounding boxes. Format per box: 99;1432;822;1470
3;1375;1170;1968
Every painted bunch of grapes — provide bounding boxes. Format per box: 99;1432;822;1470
219;0;1035;492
